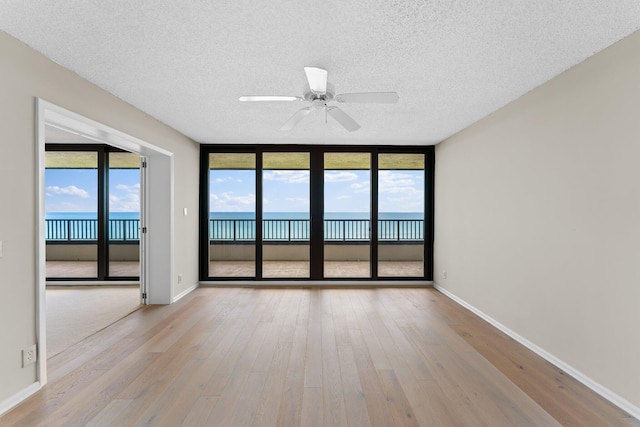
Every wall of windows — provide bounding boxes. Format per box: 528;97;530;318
200;145;433;281
45;145;141;280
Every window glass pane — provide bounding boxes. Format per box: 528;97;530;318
324;153;370;278
45;151;98;278
108;152;141;277
378;153;424;277
262;152;310;278
209;153;256;277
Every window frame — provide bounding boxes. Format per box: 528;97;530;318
199;144;434;282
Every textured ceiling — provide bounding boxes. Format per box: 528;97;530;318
2;1;639;145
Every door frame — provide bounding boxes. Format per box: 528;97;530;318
35;99;174;384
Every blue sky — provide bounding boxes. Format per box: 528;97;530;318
45;168;140;213
209;169;424;213
45;167;423;214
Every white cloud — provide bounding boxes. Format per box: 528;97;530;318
210;192;256;212
214;176;244;183
378;171;422;196
46;185;89;198
336;195;351;200
350;181;370;193
45;202;96;213
115;183;140;193
324;171;358;182
263;170;309;184
285;197;310;207
109;193;140;212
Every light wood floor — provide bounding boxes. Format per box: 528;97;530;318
2;288;637;426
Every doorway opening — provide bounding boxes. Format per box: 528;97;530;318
43;144;143;357
36;99;174;384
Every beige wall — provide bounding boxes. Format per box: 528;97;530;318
0;31;199;404
435;30;640;411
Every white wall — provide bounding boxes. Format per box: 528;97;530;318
435;30;640;412
0;31;199;406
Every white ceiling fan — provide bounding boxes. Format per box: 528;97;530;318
239;66;399;132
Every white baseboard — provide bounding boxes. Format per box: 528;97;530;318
173;283;198;302
434;283;640;421
199;280;433;287
0;381;41;417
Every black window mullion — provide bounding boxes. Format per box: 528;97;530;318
371;150;378;279
97;147;108;280
255;150;263;280
199;147;210;281
424;149;435;280
310;148;324;280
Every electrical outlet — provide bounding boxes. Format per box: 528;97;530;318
178;274;182;284
22;344;36;368
443;270;448;279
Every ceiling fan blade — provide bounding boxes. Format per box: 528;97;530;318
239;95;302;102
327;107;360;132
304;66;328;94
335;92;399;104
280;107;313;131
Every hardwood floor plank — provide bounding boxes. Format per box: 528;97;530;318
178;396;218;427
377;369;420;427
2;287;637;427
345;293;396;427
351;291;392;370
253;340;294;427
202;291;274;396
300;387;323;427
85;399;134;427
304;290;323;388
253;292;299;426
228;372;268;426
321;297;348;427
337;345;372;427
276;324;308;426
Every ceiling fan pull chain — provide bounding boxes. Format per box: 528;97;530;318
325;105;328;124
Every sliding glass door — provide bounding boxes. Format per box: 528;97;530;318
45;145;142;281
200;145;433;282
324;152;371;278
377;153;425;277
45;150;98;279
208;153;256;278
108;152;141;278
262;152;311;278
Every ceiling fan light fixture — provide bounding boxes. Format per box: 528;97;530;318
239;66;398;131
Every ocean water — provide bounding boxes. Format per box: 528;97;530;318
46;212;139;220
210;212;423;220
46;212;424;240
47;212;423;220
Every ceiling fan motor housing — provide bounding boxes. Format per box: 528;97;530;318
304;82;335;102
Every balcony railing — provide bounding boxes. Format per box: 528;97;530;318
209;219;423;242
45;218;425;243
46;219;140;241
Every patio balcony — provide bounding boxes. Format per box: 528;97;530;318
46;218;425;279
